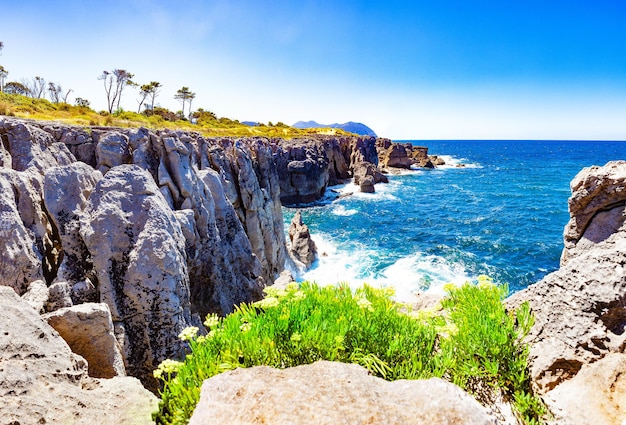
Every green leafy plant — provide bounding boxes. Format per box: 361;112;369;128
154;279;546;425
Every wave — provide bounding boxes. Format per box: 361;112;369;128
435;155;482;169
332;205;358;216
295;234;475;303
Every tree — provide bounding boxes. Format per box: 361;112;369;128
0;41;4;54
174;86;196;119
98;69;134;113
136;81;161;113
0;65;8;93
4;81;30;96
75;97;90;108
47;82;72;104
27;76;46;99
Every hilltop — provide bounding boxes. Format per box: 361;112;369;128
292;120;377;137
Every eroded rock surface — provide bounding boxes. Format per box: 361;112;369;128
0;286;157;425
189;361;497;425
508;161;626;394
288;210;318;270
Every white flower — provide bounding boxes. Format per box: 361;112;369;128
178;326;199;342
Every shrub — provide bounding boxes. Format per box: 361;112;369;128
154;280;546;425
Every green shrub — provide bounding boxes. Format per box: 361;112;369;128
154;280;546;425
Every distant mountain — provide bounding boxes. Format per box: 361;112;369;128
241;121;259;126
292;120;377;137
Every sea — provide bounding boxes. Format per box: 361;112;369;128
283;140;625;301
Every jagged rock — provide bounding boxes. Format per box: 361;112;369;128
353;160;388;193
43;303;126;379
21;279;49;313
288;211;317;270
431;155;446;166
543;353;626;425
273;269;295;289
276;135;380;204
0;286;157;425
507;161;626;394
0;117;75;172
80;164;195;390
44;162;102;304
561;160;626;265
378;142;413;168
46;280;73;310
189;361;497;425
0;169;45;294
96;131;131;174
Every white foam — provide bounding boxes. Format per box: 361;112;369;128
435;155;482;169
297;234;474;303
332;205;358;216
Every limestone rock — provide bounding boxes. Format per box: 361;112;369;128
0;169;45;294
561;160;626;265
80;164;194;390
353;160;388;193
378;142;413;168
543;353;626;425
44;303;126;379
288;210;318;270
96;131;131;174
507;160;626;394
44;162;102;304
0;117;75;173
0;286;157;425
21;279;49;313
189;361;497;425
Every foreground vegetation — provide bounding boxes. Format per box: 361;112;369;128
0;92;350;138
154;279;547;425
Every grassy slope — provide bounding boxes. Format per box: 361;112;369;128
0;93;352;138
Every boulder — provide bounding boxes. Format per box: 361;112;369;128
507;161;626;394
80;164;195;390
0;286;157;425
288;210;318;270
352;160;388;193
189;361;497;425
43;303;126;379
21;279;49;313
543;353;626;425
378;142;413;169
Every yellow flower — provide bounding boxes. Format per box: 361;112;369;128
357;298;374;312
240;322;252;332
285;281;300;292
204;314;220;329
153;359;184;380
443;282;457;294
178;326;199;342
290;332;302;343
253;296;280;309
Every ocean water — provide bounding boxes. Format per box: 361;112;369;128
283;140;625;301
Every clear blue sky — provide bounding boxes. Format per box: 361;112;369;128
2;0;626;140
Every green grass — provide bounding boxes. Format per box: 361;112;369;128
153;279;547;425
0;92;351;138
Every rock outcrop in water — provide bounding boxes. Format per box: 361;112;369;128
376;139;442;169
274;135;383;204
508;160;626;424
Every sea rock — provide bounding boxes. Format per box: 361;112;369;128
507;160;626;394
189;361;497;425
378;142;413;169
43;303;126;379
561;160;626;265
543;353;626;425
353;160;388;193
0;286;157;425
288;210;318;270
80;164;195;390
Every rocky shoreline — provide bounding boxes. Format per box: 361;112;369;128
1;116;624;424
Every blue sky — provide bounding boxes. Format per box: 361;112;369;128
2;0;626;139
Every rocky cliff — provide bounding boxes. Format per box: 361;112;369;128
508;160;626;424
0;117;294;390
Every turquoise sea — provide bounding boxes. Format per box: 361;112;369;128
284;140;625;300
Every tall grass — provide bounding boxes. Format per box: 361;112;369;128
154;279;547;425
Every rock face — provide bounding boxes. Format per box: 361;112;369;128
189;361;497;425
287;211;318;270
507;161;626;421
275;135;382;204
0;117;291;389
377;139;440;169
0;286;157;425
